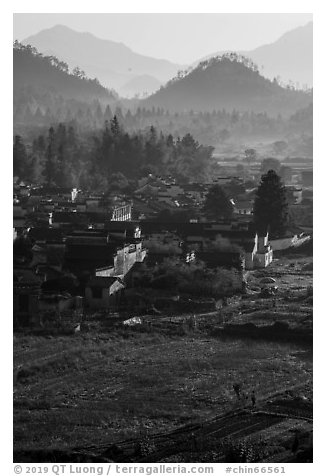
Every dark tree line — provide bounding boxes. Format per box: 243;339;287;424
13;117;215;190
14;99;312;157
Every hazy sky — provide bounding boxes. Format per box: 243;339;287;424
13;13;312;64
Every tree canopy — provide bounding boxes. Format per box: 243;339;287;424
13;118;215;190
202;184;234;221
260;158;281;175
244;148;257;165
253;170;288;237
13;135;28;178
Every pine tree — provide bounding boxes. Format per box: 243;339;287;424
55;123;68;186
114;107;124;123
13;135;27;178
253;170;288;236
203;184;234;220
110;115;121;137
44;127;56;185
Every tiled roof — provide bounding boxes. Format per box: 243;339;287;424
86;276;123;288
14;268;42;285
28;227;65;243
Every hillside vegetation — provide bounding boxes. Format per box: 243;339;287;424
144;54;312;116
196;22;312;88
13;42;117;130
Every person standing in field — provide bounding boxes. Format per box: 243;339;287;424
251;390;256;408
233;383;241;399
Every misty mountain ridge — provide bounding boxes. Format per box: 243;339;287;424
22;25;184;95
14;42;116;101
196;22;312;88
142;53;312;117
249;22;312;87
21;22;312;99
13;42;120;132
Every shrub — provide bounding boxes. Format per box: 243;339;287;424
134;435;156;457
148;257;241;297
222;437;268;462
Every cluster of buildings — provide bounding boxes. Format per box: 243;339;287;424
13;178;274;327
13;167;311;327
131;174;255;222
13;184;140;325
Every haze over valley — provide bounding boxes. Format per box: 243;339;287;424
14;22;313;158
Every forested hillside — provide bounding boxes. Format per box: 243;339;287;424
196;22;312;88
13;42;118;132
144;54;312;116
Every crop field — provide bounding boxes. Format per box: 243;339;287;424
13;254;313;462
14;332;312;450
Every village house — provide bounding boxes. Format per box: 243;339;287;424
64;231;118;276
182;183;208;206
135;183;161;197
64;224;146;279
131;197;160;220
285;186;303;205
28;227;65;245
71;187;78;202
85;196;101;209
51;211;89;229
14;268;74;320
29;186;73;203
38;199;56;213
28;228;66;273
233;199;254;216
137;174;164;189
95;265;115;277
13;204;27;232
104;221;142;240
143;230;182;250
76;201;87;212
214;176;244;186
85;276;125;309
156;188;177;206
111;203;132;221
244;232;273;269
30;243;65;272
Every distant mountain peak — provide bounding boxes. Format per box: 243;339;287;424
194;22;312;88
23;25;184;93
